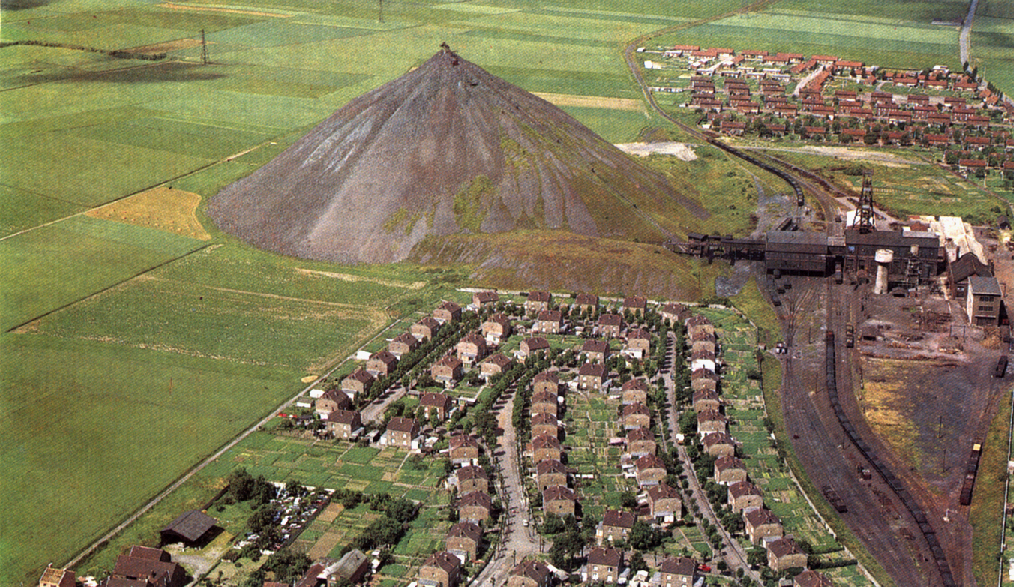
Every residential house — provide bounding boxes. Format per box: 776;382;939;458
519;337;550;359
691;368;719;383
446;521;483;562
793;570;833;587
691;377;718;395
531;413;559;439
573;293;599;313
328;549;371;585
456;465;489;494
622;296;647;316
579;363;606;390
456;332;487;365
508;559;553;587
581;339;609;364
714;455;747;485
626;427;656;457
384;417;418;450
967;275;1002;326
635;454;668;487
480;353;513;379
536;310;564;334
533;370;561;395
532;434;562;463
767;537;807;572
389;332;420;358
691;339;716;357
599;313;625;337
412;317;442;341
449;433;480;464
458;491;492;523
543;485;577;516
295;563;326;587
342;368;375;400
690;349;716;373
39;565;75;587
531;391;559;418
367;351;398;377
728;480;764;513
697;410;728;437
702;432;736;458
482;313;512;345
525;290;553;313
420;392;452;421
104;546;186;587
584;548;623;583
596;509;636;544
419;551;462;587
434;301;462;324
472;290;499;307
692;389;722;412
656;557;697;587
621;379;649;405
325;410;363;439
646;483;682;523
536;459;569;491
316;389;353;416
621;403;650;430
744;508;783;545
431;355;464;384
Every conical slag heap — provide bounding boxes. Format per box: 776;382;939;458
208;45;677;263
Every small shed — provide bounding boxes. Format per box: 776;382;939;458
160;509;218;545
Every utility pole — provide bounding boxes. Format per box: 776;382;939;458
378;0;383;23
201;29;208;65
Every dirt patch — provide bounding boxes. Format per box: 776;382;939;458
309;530;342;560
317;503;344;523
159;2;291;18
87;186;210;240
533;92;644;111
295;268;425;290
615;142;697;161
120;38;204;56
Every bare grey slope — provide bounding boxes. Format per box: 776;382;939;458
208;47;677;263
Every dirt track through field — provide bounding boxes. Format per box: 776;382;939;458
159;2;291;18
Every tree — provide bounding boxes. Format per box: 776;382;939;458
629;551;648;574
248;505;278;533
628;520;664;550
620;491;638;509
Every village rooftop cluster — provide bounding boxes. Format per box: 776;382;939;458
640;45;1014;179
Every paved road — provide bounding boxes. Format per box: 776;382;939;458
470;386;541;587
959;0;980;67
661;332;761;584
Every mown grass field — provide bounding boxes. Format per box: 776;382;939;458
653;0;966;71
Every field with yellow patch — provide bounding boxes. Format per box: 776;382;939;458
534;92;645;111
858;358;924;467
86;187;210;240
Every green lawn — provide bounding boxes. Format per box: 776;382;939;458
0;334;299;582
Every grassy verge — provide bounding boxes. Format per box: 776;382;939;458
971;387;1012;587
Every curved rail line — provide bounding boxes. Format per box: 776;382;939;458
825;331;957;587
